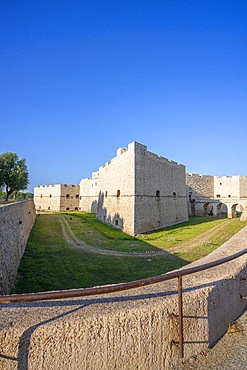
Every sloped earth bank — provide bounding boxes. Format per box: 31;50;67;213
60;215;238;257
59;215;165;257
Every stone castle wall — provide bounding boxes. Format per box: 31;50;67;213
34;184;61;211
60;184;80;211
240;176;247;199
80;143;136;234
96;143;135;235
33;142;247;233
239;176;247;199
0;201;36;294
79;174;100;213
185;174;247;217
34;184;80;211
134;142;188;234
186;173;214;200
80;142;188;235
214;176;240;199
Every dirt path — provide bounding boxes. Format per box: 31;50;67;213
59;216;236;259
59;215;166;257
168;219;231;253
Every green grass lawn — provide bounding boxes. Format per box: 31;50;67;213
12;212;247;294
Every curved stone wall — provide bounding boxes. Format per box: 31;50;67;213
0;225;247;369
0;200;36;295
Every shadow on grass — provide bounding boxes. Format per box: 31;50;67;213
12;213;190;294
13;213;237;294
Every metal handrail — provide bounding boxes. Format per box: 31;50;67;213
1;247;247;358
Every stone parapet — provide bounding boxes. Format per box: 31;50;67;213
0;226;247;369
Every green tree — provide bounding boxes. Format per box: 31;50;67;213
0;152;29;201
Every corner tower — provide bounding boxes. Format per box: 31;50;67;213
133;142;188;234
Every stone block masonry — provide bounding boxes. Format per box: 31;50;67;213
34;184;80;211
80;142;188;235
0;200;36;294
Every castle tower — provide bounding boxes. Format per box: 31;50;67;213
79;142;188;235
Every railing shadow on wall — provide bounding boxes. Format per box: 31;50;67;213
1;247;247;370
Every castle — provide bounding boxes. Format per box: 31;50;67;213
34;141;247;235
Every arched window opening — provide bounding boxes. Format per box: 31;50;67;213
115;220;119;226
173;192;177;199
105;191;108;198
117;190;120;197
156;190;160;197
49;194;52;198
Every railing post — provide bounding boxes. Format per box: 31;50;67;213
178;275;184;358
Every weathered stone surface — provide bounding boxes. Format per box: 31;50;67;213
0;201;36;295
80;142;188;235
34;142;247;236
34;184;80;212
0;226;247;370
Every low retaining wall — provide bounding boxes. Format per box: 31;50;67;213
0;226;247;369
0;200;36;295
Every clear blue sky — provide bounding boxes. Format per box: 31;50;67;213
1;1;247;192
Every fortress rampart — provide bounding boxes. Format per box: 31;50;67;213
34;142;247;234
0;201;36;295
1;227;247;369
34;184;80;211
186;173;214;200
79;142;188;235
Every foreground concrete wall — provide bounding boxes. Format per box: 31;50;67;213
0;201;36;295
1;226;247;369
